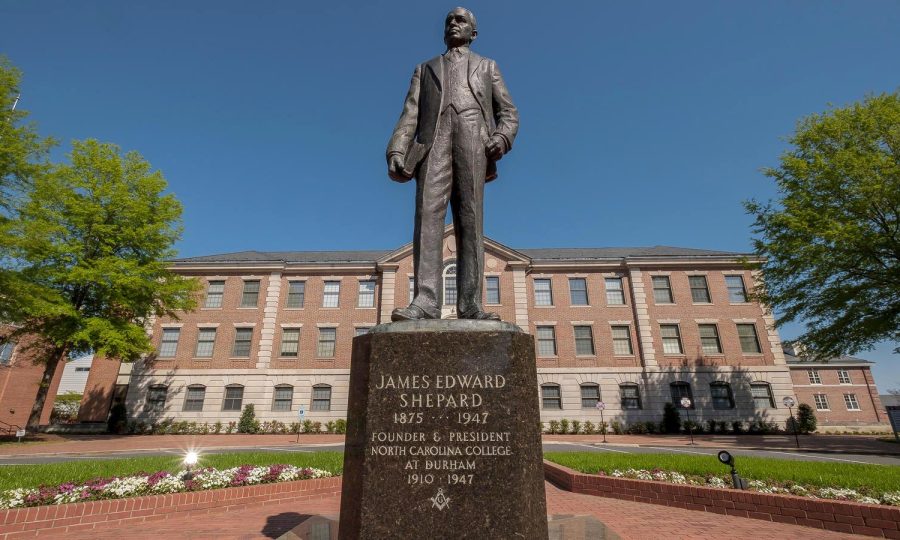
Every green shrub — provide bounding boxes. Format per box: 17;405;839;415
626;422;648;435
643;421;658;434
302;419;315;433
707;419;717;434
290;422;302;434
312;421;322;434
731;420;744;434
717;420;729;434
325;421;336;434
570;420;581;434
559;419;570;435
598;421;608;435
213;421;223;434
682;420;700;434
226;421;237;434
583;421;595;435
797;403;817;434
549;420;560;434
334;418;347;434
662;403;681;434
238;404;258;434
610;421;623;435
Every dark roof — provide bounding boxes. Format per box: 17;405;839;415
520;246;743;260
173;245;744;264
783;349;873;365
880;394;900;408
173;250;390;264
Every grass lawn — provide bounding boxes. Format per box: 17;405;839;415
0;451;344;491
544;452;900;494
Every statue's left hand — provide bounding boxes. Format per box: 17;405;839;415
486;137;505;161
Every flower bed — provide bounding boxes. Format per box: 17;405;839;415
607;468;900;506
0;464;333;509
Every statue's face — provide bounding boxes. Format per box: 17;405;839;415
444;9;476;47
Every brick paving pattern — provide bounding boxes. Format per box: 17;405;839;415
25;482;868;539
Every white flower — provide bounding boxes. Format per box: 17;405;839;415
706;476;727;488
881;492;900;506
103;477;149;497
150;475;185;494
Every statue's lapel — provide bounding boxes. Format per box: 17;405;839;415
425;56;443;90
467;52;484;86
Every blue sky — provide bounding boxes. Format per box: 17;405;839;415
3;0;899;389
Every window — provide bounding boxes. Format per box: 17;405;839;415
286;281;305;308
652;276;673;303
358;280;376;308
273;385;293;411
813;394;829;410
536;326;557;357
232;327;253;357
195;328;217;358
605;277;625;305
838;370;852;384
737;324;762;354
580;384;600;408
533;279;553;306
0;340;15;365
443;263;457;306
670;382;693;407
241;280;260;308
620;384;642;409
750;383;775;408
146;385;167;413
698;324;722;354
611;326;633;355
844;394;861;411
569;278;589;305
222;385;244;411
725;275;748;303
573;326;595;356
312;385;332;411
183;385;206;411
660;324;683;354
409;277;415;302
807;369;821;384
710;382;735;409
689;276;711;303
158;328;180;358
541;384;561;409
485;276;500;304
322;281;340;308
317;327;336;357
75;367;90;372
280;328;300;357
355;327;371;337
204;280;225;308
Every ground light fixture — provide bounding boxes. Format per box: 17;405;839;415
717;450;748;490
183;450;199;480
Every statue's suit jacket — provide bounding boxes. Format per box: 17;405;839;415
387;51;519;181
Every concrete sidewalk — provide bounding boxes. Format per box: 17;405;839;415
49;482;869;539
2;432;895;457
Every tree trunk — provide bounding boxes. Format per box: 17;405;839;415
26;346;68;430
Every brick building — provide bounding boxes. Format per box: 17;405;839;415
81;228;829;430
785;347;888;430
0;330;63;432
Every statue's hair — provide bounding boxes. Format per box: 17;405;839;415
446;7;477;31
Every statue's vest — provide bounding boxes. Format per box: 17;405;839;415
444;55;480;114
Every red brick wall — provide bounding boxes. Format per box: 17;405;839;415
790;366;888;426
544;461;900;538
78;356;122;423
0;331;64;429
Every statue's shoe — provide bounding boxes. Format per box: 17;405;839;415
458;309;501;321
391;305;437;322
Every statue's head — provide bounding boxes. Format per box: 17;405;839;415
444;7;477;48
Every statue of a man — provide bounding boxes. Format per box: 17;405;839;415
387;7;519;322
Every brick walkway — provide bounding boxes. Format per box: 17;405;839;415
36;482;868;539
3;433;895;456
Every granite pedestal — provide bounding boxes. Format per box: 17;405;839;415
339;320;548;540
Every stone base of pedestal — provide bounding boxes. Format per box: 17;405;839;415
339;320;548;540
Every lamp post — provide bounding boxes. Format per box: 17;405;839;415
717;450;748;490
680;397;696;445
596;401;607;443
296;405;306;443
783;396;800;449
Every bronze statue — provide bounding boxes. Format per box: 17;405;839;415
387;7;519;322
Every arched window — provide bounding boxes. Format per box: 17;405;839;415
580;384;600;408
311;384;332;411
750;382;774;408
541;384;561;410
146;384;168;413
710;382;735;409
223;384;244;411
183;385;206;411
443;262;457;306
619;384;642;410
273;385;294;411
670;381;693;408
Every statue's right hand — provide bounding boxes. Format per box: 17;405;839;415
388;154;412;182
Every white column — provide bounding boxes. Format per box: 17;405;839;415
629;268;657;367
379;268;397;324
256;271;281;369
753;270;786;365
512;266;529;329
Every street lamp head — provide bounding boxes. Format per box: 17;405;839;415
782;396;796;408
184;451;199;467
717;450;734;467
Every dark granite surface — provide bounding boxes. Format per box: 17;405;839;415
339;325;548;539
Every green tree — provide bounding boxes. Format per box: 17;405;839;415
6;139;199;428
746;92;900;359
238;404;258;434
795;403;817;434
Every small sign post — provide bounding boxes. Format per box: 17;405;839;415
296;406;306;443
680;397;696;445
595;401;607;443
15;429;25;443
